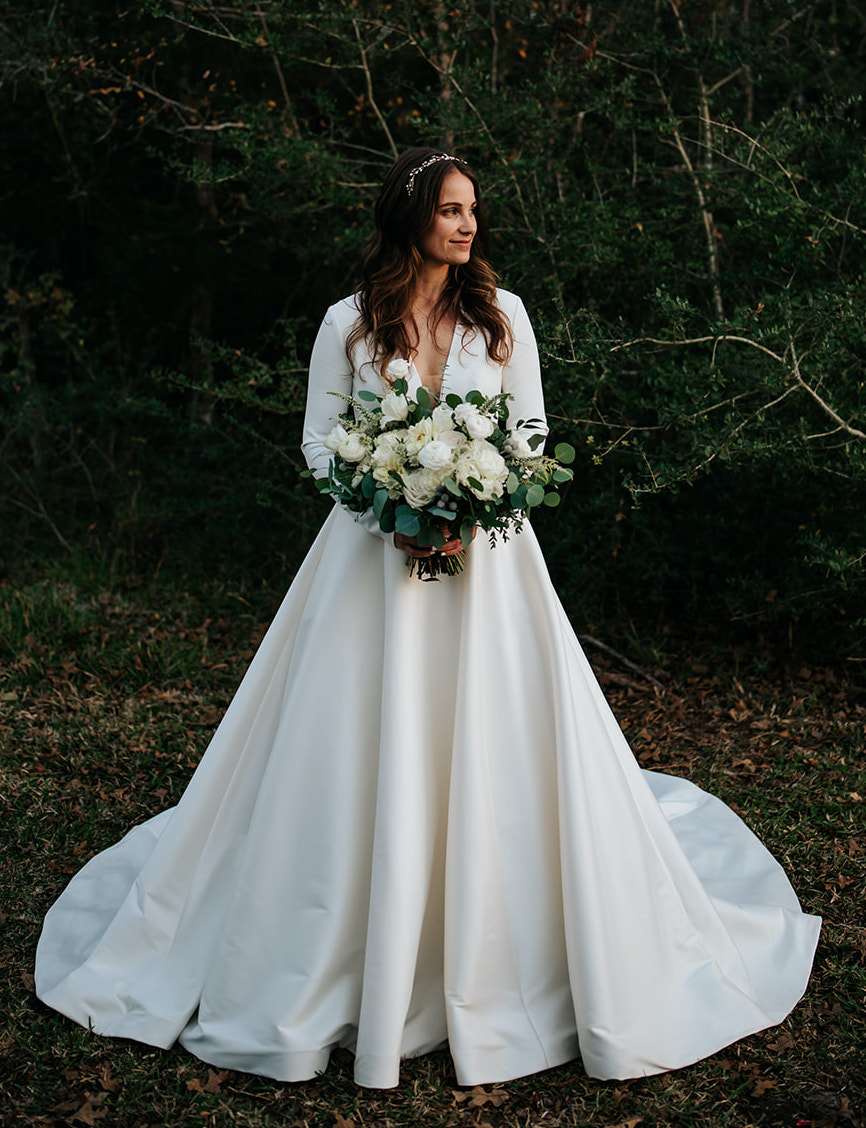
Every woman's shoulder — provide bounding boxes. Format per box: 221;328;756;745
494;287;531;329
321;293;362;337
494;287;526;318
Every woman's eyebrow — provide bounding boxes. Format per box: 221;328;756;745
440;199;477;207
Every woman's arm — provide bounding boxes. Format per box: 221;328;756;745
500;294;549;450
301;305;389;541
301;307;352;480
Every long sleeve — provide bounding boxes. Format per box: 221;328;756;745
301;307;353;480
301;303;388;540
500;294;548;450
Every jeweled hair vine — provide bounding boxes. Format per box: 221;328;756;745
405;153;464;196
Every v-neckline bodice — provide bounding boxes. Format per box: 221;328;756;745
410;320;460;399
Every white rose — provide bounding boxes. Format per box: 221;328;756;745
454;402;497;439
324;423;349;452
338;431;370;462
401;468;440;509
386;358;411;380
371;431;405;486
380;390;410;424
404;417;435;457
417;439;454;472
455;439;509;500
436;428;467;451
504;433;534;460
431;403;455;434
465;412;497;440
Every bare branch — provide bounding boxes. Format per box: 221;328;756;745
578;634;666;690
352;18;397;159
789;341;866;439
655;77;724;319
259;11;300;136
613;333;866;440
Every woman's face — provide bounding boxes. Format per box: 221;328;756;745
418;170;477;269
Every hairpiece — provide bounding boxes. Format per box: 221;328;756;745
405;153;462;196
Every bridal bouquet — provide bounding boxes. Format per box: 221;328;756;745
306;363;575;578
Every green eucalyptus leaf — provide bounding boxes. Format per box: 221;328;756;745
555;442;576;464
526;483;545;507
543;492;561;507
416;386;432;411
373;489;390;520
395;510;421;536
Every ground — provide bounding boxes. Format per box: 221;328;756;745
1;571;863;1128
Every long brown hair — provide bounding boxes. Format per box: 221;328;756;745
347;147;512;380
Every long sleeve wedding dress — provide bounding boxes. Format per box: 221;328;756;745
35;290;820;1089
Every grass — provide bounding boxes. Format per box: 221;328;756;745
1;559;864;1128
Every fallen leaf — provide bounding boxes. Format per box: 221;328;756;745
333;1115;356;1128
97;1061;119;1092
52;1092;108;1126
767;1032;795;1052
21;971;35;992
753;1078;778;1097
452;1086;508;1108
603;1119;642;1128
186;1068;228;1094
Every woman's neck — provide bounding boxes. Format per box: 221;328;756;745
411;264;450;314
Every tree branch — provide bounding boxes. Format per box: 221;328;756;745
613;333;866;440
352;18;397;159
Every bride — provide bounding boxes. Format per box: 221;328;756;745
35;147;820;1090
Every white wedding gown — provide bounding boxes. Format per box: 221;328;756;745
35;291;820;1089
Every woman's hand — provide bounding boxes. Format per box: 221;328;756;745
394;523;475;558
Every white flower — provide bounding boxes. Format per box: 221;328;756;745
417;439;454;472
380;390;410;424
455;438;509;500
371;431;406;486
386;358;411;381
401;468;440;509
404;417;435;457
436;428;467;451
454;402;497;439
504;432;534;460
324;423;349;452
338;431;370;462
431;403;455;434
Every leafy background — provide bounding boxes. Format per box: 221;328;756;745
2;0;864;659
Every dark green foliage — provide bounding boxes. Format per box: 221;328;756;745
1;1;864;657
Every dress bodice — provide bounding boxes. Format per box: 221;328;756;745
301;289;547;482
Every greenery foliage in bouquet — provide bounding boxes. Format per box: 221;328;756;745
305;368;575;578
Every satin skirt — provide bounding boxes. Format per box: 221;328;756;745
35;505;821;1088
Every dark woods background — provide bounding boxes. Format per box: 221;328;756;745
2;0;865;661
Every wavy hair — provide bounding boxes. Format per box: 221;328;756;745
347;147;512;381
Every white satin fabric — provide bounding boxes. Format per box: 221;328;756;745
35;292;820;1088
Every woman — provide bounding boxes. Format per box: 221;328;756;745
35;147;820;1090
